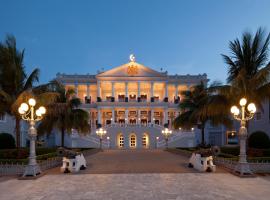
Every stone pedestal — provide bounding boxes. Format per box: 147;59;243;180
234;126;253;176
23;121;42;177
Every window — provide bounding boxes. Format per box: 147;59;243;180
0;114;5;122
226;131;238;145
119;134;124;148
130;134;136;148
142;134;149;148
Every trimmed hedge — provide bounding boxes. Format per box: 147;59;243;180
0;148;57;159
248;131;270;149
220;146;239;156
0;133;15;149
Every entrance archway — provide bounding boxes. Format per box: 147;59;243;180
142;133;149;148
129;133;136;148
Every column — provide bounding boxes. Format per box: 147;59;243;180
138;82;141;97
175;84;178;99
75;83;78;97
97;109;101;125
137;109;141;125
125;82;128;98
150;82;154;98
151;109;154;124
86;83;90;99
112;108;115;124
165;82;168;98
163;109;167;125
97;81;101;98
125;109;128;124
112;82;115;98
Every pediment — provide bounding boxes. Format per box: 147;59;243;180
96;61;166;78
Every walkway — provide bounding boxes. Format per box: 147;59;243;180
49;149;225;174
1;173;270;200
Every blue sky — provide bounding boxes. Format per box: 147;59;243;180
0;0;270;84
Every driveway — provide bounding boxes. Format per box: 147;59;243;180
49;149;226;174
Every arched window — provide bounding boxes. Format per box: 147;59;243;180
130;134;136;148
142;133;149;148
118;133;124;148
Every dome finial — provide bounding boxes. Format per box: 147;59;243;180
129;54;136;62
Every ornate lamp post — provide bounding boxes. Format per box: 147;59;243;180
96;128;107;149
161;128;172;149
18;98;46;177
156;136;159;149
230;97;256;176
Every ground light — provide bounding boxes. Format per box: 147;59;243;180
230;97;256;176
161;128;172;149
96;128;107;149
18;98;46;177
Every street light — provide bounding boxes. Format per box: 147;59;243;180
230;97;256;176
18;98;46;177
156;136;159;149
107;136;110;148
161;128;172;149
96;128;107;149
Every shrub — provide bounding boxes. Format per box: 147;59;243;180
0;133;15;149
248;131;270;149
220;146;239;156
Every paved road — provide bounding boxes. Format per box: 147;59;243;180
1;173;270;200
49;149;225;174
84;149;197;173
1;150;270;200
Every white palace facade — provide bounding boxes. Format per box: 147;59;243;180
55;55;208;149
1;55;269;148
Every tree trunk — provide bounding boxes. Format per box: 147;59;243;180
15;117;21;148
201;124;205;146
61;127;65;147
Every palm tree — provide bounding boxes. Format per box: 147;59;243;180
37;82;90;147
0;35;57;147
219;27;270;108
173;82;231;146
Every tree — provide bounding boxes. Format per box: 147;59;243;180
0;35;57;147
248;131;270;149
218;27;270;108
0;35;58;148
37;82;90;147
173;82;231;146
0;133;15;149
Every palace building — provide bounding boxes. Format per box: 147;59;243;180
55;55;208;149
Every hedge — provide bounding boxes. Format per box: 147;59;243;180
0;133;15;149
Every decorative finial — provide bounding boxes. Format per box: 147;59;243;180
129;54;136;62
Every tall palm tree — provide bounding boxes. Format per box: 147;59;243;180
218;27;270;107
0;35;57;147
37;82;90;147
173;82;231;146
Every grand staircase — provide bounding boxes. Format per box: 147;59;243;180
69;124;195;149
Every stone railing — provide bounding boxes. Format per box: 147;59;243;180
214;157;270;173
0;157;62;176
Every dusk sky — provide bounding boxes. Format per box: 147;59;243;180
1;0;270;84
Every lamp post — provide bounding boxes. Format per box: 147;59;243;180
161;128;172;149
230;97;256;176
18;98;46;177
107;136;110;148
96;128;107;149
156;136;159;149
